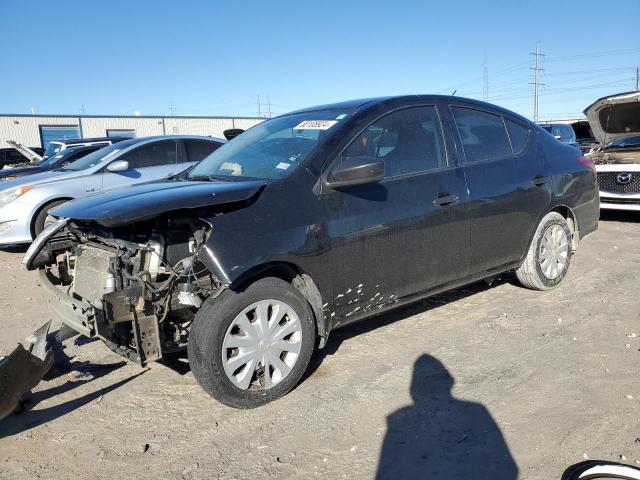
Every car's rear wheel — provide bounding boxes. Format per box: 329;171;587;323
187;277;316;408
33;199;69;237
515;211;572;290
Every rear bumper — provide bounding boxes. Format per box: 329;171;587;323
39;268;96;337
574;196;599;240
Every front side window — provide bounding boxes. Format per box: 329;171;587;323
342;106;446;177
452;107;511;163
119;140;178;169
188;109;352;180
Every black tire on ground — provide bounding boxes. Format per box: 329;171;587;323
187;277;316;408
515;211;573;290
33;199;69;237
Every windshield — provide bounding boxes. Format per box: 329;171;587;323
188;110;352;180
608;135;640;148
43;142;64;159
63;139;138;171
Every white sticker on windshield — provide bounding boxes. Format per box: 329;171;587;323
276;162;291;170
336;114;348;120
294;120;338;130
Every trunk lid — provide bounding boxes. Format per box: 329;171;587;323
6;141;43;163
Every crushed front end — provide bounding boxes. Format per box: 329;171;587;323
24;216;221;366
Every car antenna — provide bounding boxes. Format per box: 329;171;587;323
451;90;457;96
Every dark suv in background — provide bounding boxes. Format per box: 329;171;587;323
538;123;579;148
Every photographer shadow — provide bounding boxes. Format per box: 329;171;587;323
376;354;518;480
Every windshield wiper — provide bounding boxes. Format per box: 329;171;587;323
188;175;234;182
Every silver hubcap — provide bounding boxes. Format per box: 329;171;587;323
222;299;302;390
539;224;569;280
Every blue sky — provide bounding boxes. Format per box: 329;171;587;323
1;0;638;120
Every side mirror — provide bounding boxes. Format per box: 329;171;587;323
106;160;129;172
326;155;384;188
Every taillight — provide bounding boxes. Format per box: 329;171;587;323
576;155;595;172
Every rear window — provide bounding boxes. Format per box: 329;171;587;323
505;119;531;154
452;107;511;163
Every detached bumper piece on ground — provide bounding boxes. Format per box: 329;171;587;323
0;321;53;420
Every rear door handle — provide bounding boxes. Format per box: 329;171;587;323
533;175;550;186
433;194;460;206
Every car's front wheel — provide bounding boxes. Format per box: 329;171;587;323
515;211;573;290
187;277;316;408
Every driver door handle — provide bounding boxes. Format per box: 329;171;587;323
433;194;460;206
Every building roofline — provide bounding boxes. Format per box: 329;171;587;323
0;113;267;120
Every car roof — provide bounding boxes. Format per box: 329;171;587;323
50;137;126;145
51;135;225;146
285;95;533;124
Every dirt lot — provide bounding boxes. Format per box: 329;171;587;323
0;211;638;479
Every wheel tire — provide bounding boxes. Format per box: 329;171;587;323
188;277;316;408
33;200;68;237
515;211;573;290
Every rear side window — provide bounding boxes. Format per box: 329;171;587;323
452;107;511;163
343;106;446;177
505;119;531;154
119;140;178;169
183;139;222;163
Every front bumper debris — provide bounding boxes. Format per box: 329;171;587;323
0;321;54;420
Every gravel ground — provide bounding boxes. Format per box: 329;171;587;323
0;211;638;479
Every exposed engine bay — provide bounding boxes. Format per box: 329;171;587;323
586;146;640;165
32;217;221;366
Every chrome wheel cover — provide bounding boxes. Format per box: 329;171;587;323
222;299;302;390
539;224;569;280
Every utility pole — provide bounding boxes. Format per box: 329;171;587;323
256;96;272;118
483;49;489;101
530;42;545;122
168;101;176;116
80;104;86;115
636;67;639;91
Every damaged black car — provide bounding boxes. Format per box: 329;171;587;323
23;95;599;408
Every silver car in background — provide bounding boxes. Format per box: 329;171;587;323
0;135;224;245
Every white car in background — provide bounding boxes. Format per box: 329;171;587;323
0;135;224;244
585;91;640;211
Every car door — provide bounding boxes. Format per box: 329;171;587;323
448;105;551;274
321;105;470;321
100;139;181;190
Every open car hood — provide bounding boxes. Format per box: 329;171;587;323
584;91;640;145
50;178;267;227
6;141;43;163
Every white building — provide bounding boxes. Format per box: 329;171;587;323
0;114;265;149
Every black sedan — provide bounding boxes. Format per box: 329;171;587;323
0;144;104;181
26;95;599;408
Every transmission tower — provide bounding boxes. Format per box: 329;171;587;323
483;49;489;101
529;42;545;122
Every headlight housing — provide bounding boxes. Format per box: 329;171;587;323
0;185;32;209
